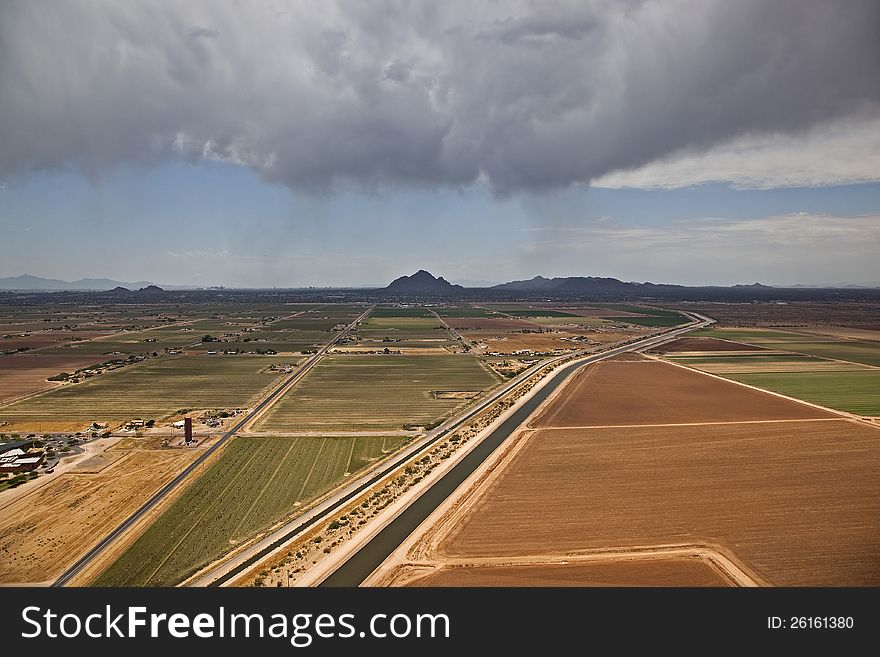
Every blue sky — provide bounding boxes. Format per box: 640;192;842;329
2;162;878;287
1;2;879;288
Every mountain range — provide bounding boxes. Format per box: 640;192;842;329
0;274;173;291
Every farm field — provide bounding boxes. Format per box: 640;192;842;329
255;355;500;432
356;316;454;348
652;336;766;352
725;371;880;416
430;420;880;585
404;558;732;587
0;444;200;584
0;355;292;431
444;317;538;331
382;337;880;587
531;356;833;427
0;353;109;402
657;327;880;415
93;435;408;586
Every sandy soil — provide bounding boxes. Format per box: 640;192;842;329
0;446;201;584
531;357;834;427
403;557;732;587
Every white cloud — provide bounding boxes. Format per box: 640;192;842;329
594;116;880;189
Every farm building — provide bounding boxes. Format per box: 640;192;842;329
0;451;45;473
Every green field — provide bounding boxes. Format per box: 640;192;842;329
92;435;408;586
256;354;501;431
690;329;880;366
726;371;880;416
0;355;293;426
753;342;880;367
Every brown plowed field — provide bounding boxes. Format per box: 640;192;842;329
406;559;732;587
652;337;766;352
437;420;880;585
444;318;538;330
532;358;834;426
0;447;200;584
0;353;109;402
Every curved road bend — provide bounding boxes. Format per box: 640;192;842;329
320;315;710;586
52;306;372;587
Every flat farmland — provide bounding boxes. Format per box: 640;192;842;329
371;307;434;318
0;355;290;430
464;330;626;355
270;317;351;331
726;371;880;416
756;341;880;367
0;353;109;402
444;317;538;331
667;354;871;374
0;330;113;351
531;357;833;427
0;446;199;584
433;420;880;585
356;316;456;348
652;337;766;352
255;355;500;431
435;308;497;318
405;558;732;587
795;327;880;342
93;435;407;586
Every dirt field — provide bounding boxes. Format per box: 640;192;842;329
435;420;880;585
0;446;200;584
405;558;732;587
0;353;109;403
531;357;834;427
651;337;766;352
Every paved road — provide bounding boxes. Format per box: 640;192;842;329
319;314;711;586
51;307;371;587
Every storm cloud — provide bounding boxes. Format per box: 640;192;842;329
1;0;878;193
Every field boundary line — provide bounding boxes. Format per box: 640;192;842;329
388;542;762;587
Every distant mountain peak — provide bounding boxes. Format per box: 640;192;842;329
384;271;464;296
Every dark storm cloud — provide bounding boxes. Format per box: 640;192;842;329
0;0;878;193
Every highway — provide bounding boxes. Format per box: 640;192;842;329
192;312;710;586
51;306;371;587
319;312;712;586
